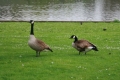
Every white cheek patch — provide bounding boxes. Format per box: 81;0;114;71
32;21;34;24
73;36;75;39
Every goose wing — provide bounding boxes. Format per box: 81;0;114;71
36;39;53;52
76;40;98;51
75;40;92;48
36;39;49;48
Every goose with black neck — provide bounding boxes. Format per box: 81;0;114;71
70;35;98;55
28;20;53;57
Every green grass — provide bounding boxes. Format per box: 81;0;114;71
0;22;120;80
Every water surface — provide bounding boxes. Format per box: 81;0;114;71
0;0;120;21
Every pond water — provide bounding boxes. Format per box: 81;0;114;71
0;0;120;21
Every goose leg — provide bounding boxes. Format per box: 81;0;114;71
79;51;80;55
38;52;40;57
36;51;39;57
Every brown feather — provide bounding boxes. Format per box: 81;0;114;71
36;39;52;51
73;40;98;54
75;40;93;49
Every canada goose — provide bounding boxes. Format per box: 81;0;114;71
28;20;53;57
70;35;98;55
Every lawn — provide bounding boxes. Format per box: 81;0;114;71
0;22;120;80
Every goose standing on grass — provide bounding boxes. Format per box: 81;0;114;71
70;35;98;55
28;20;53;57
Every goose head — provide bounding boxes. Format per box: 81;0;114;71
70;35;77;39
29;20;34;24
70;35;78;42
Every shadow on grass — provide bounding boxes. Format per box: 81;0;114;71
68;52;99;57
23;52;53;58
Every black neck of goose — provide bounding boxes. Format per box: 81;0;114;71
30;23;34;35
74;36;78;42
